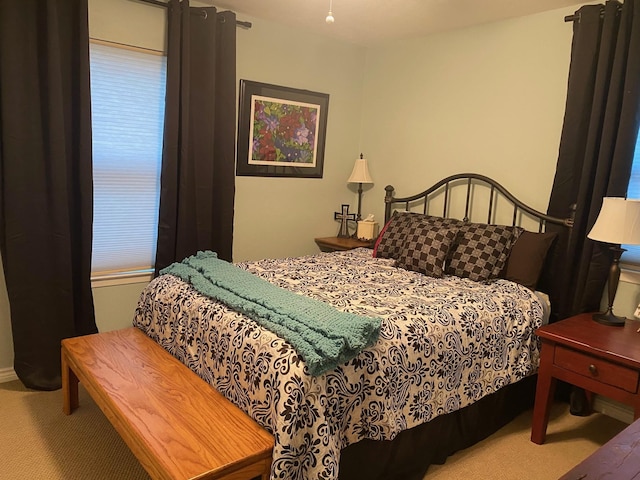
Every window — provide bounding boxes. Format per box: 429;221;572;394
623;131;640;264
89;41;166;277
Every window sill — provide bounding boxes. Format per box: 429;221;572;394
91;270;154;288
620;267;640;286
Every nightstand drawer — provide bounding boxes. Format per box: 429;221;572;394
555;346;639;393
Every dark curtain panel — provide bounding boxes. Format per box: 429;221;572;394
546;0;640;322
155;0;236;275
0;0;97;390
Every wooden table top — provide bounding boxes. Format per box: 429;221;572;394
314;236;374;249
536;313;640;370
559;416;640;479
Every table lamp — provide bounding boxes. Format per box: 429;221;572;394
348;153;373;222
587;197;640;326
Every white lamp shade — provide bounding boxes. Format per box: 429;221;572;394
587;197;640;245
348;157;373;184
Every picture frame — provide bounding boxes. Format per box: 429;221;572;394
236;80;329;178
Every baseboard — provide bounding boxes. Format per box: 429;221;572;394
592;395;634;425
0;367;18;384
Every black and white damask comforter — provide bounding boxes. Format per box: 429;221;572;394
133;248;546;480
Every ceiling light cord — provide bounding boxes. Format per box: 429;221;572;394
326;0;334;23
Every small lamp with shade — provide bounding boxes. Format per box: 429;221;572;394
348;153;373;223
587;197;640;326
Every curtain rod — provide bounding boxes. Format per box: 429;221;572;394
134;0;252;29
564;5;608;23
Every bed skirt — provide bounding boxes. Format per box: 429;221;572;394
339;375;537;480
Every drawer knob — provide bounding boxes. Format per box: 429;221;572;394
588;364;598;375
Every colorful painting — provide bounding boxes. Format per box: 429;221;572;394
249;96;319;167
237;80;329;178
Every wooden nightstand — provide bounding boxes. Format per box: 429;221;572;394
531;313;640;444
314;236;374;253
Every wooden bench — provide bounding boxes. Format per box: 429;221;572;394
62;327;274;480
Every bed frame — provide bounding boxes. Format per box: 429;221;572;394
384;172;575;230
339;173;576;480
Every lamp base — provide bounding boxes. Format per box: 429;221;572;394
592;311;627;327
591;246;627;327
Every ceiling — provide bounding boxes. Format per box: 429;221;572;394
206;0;582;46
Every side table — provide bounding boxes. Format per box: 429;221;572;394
531;313;640;444
314;236;373;253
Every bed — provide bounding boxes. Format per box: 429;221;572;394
133;173;574;480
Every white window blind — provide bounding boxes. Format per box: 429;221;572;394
624;131;640;265
90;42;166;275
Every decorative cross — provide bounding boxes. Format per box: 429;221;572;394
334;204;356;238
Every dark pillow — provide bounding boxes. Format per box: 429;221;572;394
504;231;557;290
395;225;460;277
374;212;425;259
446;223;523;282
374;211;462;259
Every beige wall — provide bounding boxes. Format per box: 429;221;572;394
89;0;166;50
2;1;640;376
358;7;574;221
233;15;366;261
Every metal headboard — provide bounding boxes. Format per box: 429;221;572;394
384;173;575;232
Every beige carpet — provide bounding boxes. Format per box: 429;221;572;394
0;380;149;479
426;401;627;479
0;379;628;479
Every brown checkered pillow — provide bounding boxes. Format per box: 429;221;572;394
375;211;462;259
375;212;425;259
446;224;523;282
396;225;460;277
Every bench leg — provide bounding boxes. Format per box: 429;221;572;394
62;348;79;415
252;461;270;480
253;459;271;480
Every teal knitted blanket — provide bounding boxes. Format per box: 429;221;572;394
160;251;381;376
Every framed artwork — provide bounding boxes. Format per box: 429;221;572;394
236;80;329;178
